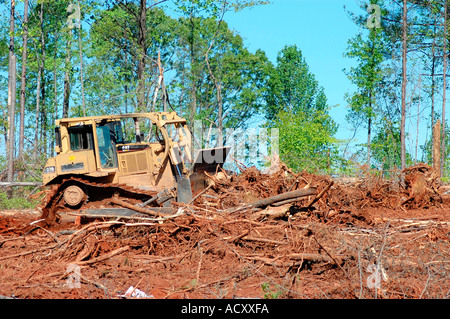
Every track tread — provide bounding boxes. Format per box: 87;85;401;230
39;177;160;226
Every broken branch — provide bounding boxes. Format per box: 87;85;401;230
306;181;334;208
75;246;130;266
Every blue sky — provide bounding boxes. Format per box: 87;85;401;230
223;0;364;146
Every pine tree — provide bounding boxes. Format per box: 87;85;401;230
265;45;338;173
344;20;387;167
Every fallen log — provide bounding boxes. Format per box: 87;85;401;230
249;187;317;208
0;182;42;187
68;209;154;220
244;252;343;267
287;253;341;263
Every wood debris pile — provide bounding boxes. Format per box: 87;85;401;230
0;162;448;299
195;162;444;222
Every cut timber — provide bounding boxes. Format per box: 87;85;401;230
111;197;174;217
75;208;172;219
245;253;343;267
433;119;441;177
249;187;317;208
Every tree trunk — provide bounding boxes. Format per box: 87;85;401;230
7;0;16;184
415;76;421;164
124;84;129;114
204;50;223;147
34;63;42;158
52;35;59;154
189;15;197;125
367;84;372;167
152;50;163;111
431;18;437;164
18;0;28;161
249;187;317;209
136;0;147;111
367;116;371;167
217;81;223;143
40;74;47;156
34;0;45;159
78;27;86;116
63;31;72;118
433;119;441;177
441;0;448;178
400;0;408;179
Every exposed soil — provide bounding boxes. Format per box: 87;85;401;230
0;164;448;299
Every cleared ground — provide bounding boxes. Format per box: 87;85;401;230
0;164;448;299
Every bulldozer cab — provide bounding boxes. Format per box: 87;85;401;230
61;120;123;170
43;112;193;192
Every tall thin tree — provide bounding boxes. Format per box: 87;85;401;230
34;0;45;159
442;0;448;177
18;0;29;161
400;0;408;177
7;0;16;183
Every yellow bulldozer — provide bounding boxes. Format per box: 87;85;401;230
40;111;229;225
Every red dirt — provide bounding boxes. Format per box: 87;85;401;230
0;165;449;299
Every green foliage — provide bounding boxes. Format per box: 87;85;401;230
343;16;388;139
274;109;339;173
83;1;272;129
344;28;386;116
87;4;178;114
265;44;326;122
172;15;272;128
370;122;402;172
0;0;275;190
261;282;283;299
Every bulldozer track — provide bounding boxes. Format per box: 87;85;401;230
39;177;159;226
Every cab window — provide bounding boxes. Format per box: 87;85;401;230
96;125;118;168
69;126;93;151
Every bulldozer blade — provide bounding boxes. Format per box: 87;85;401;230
189;146;231;196
176;175;193;203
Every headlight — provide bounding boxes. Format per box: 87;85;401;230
43;166;55;174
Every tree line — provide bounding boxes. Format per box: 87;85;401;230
344;0;450;179
0;0;449;186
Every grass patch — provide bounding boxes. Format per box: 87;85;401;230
0;192;39;210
